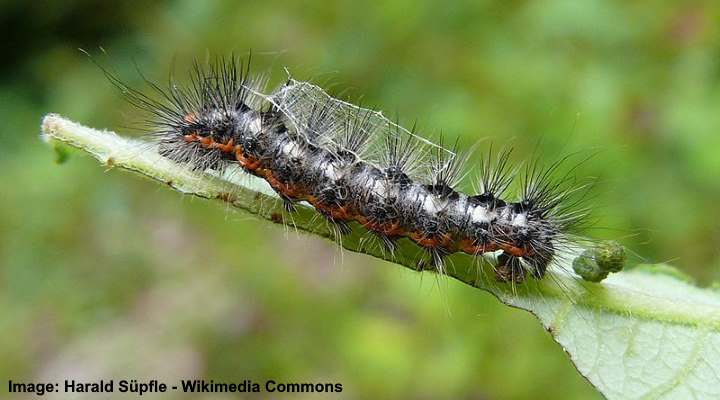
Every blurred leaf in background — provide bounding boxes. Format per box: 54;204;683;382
1;1;719;399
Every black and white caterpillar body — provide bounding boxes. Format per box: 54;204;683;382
103;56;596;283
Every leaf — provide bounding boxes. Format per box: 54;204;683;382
41;114;720;399
510;271;720;399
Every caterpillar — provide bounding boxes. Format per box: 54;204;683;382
98;55;618;284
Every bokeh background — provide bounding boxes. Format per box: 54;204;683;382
2;1;719;399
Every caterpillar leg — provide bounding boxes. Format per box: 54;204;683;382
326;218;352;236
376;234;397;254
282;199;297;213
495;253;526;283
420;248;447;274
415;247;448;274
524;253;552;279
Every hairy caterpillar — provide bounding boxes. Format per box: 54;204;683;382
97;55;622;284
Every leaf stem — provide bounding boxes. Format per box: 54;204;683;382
41;114;720;329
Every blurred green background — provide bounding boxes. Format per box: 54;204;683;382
2;1;719;399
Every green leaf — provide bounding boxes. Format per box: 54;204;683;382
41;114;720;399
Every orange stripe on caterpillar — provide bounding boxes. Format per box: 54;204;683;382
182;132;537;259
